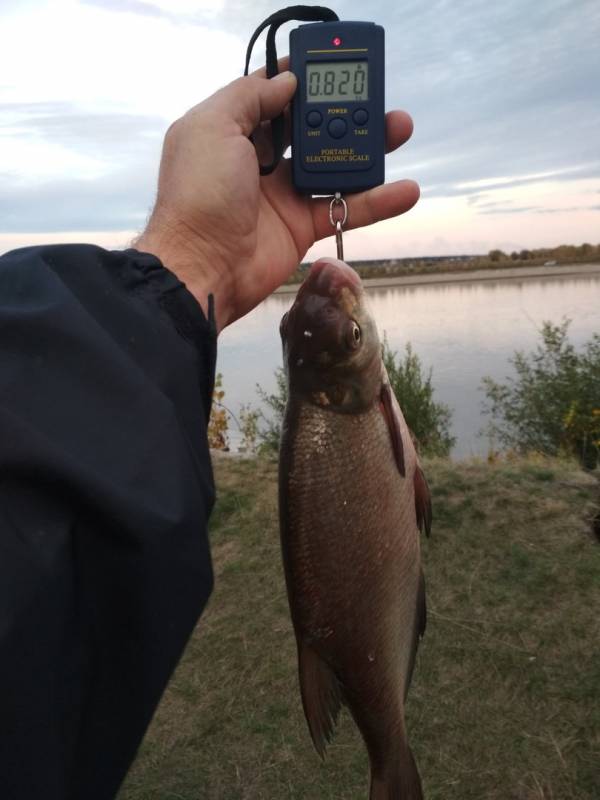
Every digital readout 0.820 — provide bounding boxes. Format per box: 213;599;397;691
306;61;368;103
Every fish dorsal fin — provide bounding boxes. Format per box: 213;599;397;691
298;641;343;759
414;465;432;537
379;381;406;477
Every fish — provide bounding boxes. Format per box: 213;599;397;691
278;258;431;800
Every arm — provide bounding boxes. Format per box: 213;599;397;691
0;244;216;799
0;65;417;800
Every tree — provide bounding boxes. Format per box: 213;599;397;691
482;320;600;468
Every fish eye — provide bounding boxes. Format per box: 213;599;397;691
346;320;361;349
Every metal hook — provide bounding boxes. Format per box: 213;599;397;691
328;191;348;228
335;220;344;260
329;192;347;261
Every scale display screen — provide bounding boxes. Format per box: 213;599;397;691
306;61;368;102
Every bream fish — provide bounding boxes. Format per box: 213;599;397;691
278;258;431;800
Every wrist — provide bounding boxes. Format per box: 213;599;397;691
135;216;233;333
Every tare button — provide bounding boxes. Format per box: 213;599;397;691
327;118;347;139
353;108;369;126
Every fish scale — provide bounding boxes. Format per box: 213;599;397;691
282;399;420;685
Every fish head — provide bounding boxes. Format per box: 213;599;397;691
280;258;382;411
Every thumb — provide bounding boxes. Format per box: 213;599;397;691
210;72;297;136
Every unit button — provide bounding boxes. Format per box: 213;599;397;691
306;110;323;127
353;108;369;126
327;117;347;139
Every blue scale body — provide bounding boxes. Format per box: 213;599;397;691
290;21;385;195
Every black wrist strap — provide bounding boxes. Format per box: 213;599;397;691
244;5;339;175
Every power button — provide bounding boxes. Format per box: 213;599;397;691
327;118;347;139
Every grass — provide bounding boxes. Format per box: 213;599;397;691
119;455;600;800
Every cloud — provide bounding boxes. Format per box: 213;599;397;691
418;163;600;202
477;206;539;215
0;102;165;153
455;166;591;192
81;0;224;25
1;0;599;251
0;167;155;233
535;205;600;215
82;0;175;21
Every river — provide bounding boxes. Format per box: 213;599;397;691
217;269;600;458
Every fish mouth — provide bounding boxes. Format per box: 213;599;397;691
301;258;362;300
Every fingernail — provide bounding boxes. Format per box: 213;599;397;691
273;70;295;82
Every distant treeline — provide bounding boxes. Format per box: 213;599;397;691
285;242;600;284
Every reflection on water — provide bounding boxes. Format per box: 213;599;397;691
218;275;600;458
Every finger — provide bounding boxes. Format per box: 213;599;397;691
249;57;292;163
310;180;420;241
251;55;290;79
254;108;292;165
209;72;297;136
385;110;413;153
252;122;273;166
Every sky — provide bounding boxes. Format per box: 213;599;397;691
1;0;599;260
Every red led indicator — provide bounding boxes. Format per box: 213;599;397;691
332;36;342;46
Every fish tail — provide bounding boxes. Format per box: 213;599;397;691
369;745;424;800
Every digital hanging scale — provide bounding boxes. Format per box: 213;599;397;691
244;8;386;256
245;9;385;197
290;21;385;195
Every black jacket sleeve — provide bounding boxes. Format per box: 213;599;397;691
0;244;217;800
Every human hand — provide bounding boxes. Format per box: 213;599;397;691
135;65;419;333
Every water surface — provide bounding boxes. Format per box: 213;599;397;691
218;274;600;457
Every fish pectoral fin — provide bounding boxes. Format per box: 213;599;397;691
414;465;432;537
298;641;343;759
379;382;406;477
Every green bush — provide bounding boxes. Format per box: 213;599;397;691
382;339;455;457
255;368;288;453
255;339;454;458
482;320;600;469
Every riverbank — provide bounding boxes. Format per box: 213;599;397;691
120;455;600;800
275;261;600;293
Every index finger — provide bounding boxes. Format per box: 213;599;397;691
251;55;290;78
207;71;297;136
